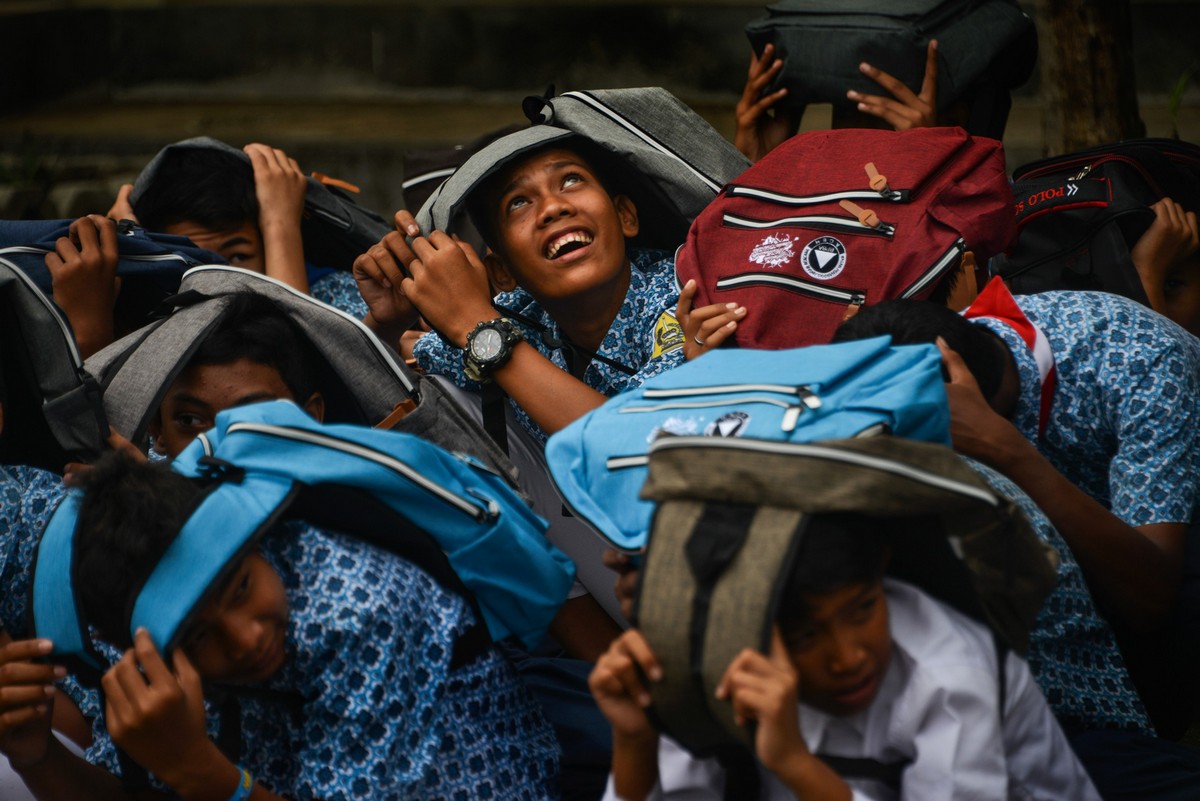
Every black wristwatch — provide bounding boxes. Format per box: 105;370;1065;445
463;318;524;383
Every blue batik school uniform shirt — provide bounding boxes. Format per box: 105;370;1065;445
971;291;1200;527
84;521;561;801
0;465;103;721
965;460;1152;735
413;248;687;443
309;267;369;319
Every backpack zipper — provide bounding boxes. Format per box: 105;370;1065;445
646;437;1001;505
729;186;908;204
723;212;895;238
559;90;725;193
0;245;197;264
224;421;497;522
715;272;868;308
898;238;965;299
0;255;84;367
634;383;822;432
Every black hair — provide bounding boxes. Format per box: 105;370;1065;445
924;263;961;308
832;299;1009;402
186;293;321;403
776;512;891;628
74;452;201;648
465;137;630;256
132;148;258;234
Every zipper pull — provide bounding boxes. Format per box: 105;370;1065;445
842;293;866;322
1071;164;1093;181
797;386;822;410
865;162;889;194
839;199;881;229
781;405;802;433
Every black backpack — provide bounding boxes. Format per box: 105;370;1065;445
130;137;392;272
744;0;1037;139
994;138;1200;303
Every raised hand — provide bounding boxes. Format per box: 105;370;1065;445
847;40;939;131
735;44;798;162
44;214;121;358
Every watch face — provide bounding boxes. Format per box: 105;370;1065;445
471;327;504;361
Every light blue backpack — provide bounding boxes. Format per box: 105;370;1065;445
33;401;575;672
544;336;950;551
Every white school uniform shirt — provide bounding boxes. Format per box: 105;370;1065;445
605;579;1101;801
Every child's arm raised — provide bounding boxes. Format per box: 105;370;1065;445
734;43;797;163
245;143;310;295
44;214;121;359
589;630;664;801
392;211;610;435
715;630;851;801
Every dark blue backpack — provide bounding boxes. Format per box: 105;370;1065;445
0;218;223;331
545;336;950;551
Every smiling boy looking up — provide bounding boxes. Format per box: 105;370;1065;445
355;129;742;442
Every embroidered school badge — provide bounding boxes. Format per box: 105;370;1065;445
652;310;685;358
749;233;796;269
800;236;847;280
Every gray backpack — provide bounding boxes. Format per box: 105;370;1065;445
85;265;517;481
417;87;751;249
0;256;107;471
635;435;1057;761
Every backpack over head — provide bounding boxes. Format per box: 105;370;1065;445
0;218;224;333
129;137;392;272
31;401;574;677
993;138;1200;303
544;336;950;552
673;126;1016;350
635;434;1057;758
416;87;751;250
0;256;108;472
86;265;518;482
744;0;1037;139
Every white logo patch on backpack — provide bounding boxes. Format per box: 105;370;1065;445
800;236;847;280
749;233;796;269
704;412;749;438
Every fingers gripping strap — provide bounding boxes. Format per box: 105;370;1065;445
130;475;294;652
32;491;99;666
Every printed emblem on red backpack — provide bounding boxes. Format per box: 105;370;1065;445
800;236;847;280
749;233;797;269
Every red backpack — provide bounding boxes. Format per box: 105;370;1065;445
674;127;1016;349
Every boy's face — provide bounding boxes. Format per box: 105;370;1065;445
179;552;289;685
484;148;639;305
150;357;322;458
163;220;265;273
782;579;892;717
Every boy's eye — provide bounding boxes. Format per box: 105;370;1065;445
850;596;878;622
174;413;209;429
561;173;583;188
504;196;529;214
232;573;251;603
224;251;256;266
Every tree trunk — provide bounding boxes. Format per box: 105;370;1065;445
1037;0;1145;155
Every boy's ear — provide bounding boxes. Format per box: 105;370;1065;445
302;392;325;423
484;251;519;293
944;251;981;311
615;195;640;240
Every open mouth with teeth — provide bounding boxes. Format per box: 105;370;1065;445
545;230;594;260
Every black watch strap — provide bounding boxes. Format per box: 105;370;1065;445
463;318;523;383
